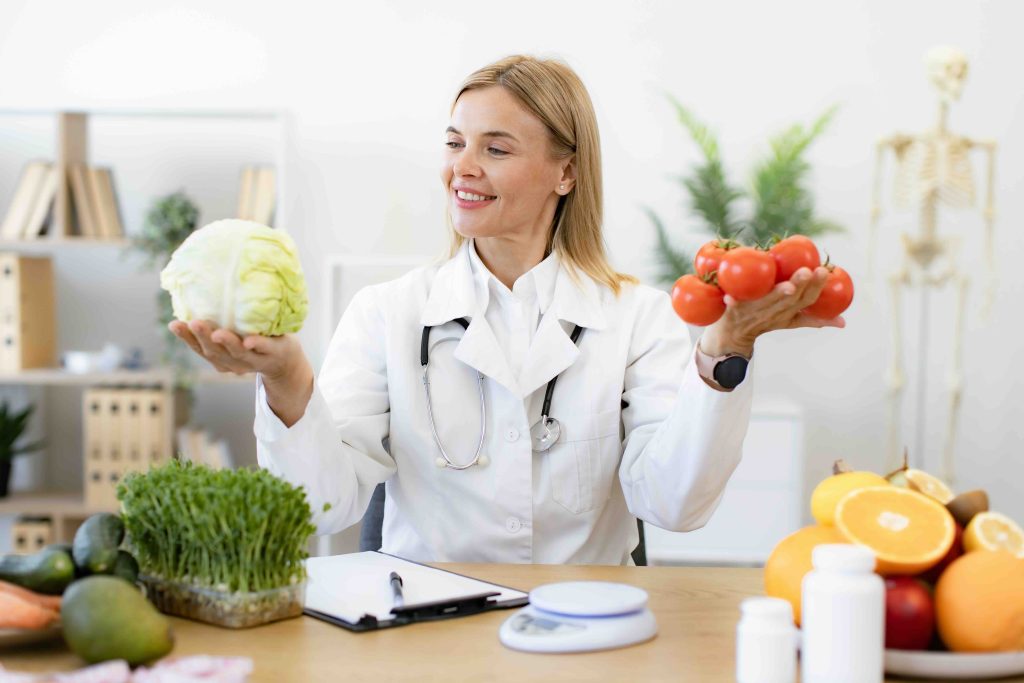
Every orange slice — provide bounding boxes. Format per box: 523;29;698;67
834;486;956;575
963;511;1024;557
904;468;955;504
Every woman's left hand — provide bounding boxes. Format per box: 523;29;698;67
699;266;844;357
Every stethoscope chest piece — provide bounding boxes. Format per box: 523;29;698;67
530;416;561;452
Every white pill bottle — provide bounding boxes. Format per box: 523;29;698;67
801;544;885;683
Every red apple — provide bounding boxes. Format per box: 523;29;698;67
885;577;935;650
919;523;964;584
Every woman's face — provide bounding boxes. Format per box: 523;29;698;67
441;86;573;242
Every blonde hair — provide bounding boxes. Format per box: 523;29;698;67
447;55;638;295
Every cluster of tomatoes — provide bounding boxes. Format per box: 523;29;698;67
670;235;854;326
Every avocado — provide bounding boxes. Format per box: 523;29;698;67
72;513;125;574
61;576;174;665
0;546;75;595
111;550;139;584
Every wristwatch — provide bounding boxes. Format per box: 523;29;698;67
694;341;751;391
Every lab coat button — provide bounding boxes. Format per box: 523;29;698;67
504;428;520;442
506;517;522;533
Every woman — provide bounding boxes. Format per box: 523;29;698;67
170;55;841;565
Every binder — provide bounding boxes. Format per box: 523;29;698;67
0;253;56;373
142;391;169;464
82;388;106;509
303;551;528;632
121;390;144;469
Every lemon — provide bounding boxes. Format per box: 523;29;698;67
810;470;889;526
963;511;1024;557
903;468;955;504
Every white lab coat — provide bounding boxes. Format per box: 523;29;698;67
255;241;755;565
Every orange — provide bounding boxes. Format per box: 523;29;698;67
764;525;847;625
810;470;889;525
962;511;1024;557
834;486;955;575
935;550;1024;652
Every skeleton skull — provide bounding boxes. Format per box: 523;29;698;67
925;45;969;102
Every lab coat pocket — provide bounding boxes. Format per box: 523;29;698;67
548;408;622;515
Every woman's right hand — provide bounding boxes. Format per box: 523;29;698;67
168;320;305;379
170;320;314;426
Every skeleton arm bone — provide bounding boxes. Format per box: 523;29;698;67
969;138;998;317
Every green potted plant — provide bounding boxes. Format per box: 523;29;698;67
0;402;44;498
648;98;844;285
130;191;200;389
118;460;315;628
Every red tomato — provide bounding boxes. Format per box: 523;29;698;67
671;274;725;326
769;235;821;283
693;239;739;277
716;247;777;301
803;265;854;319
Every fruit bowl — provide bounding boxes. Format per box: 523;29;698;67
885;649;1024;680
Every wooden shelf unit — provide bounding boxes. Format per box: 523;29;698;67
0;107;287;547
0;368;254;386
0;492;113;541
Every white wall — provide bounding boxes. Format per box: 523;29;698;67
1;0;1022;527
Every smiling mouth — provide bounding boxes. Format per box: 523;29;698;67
455;189;497;202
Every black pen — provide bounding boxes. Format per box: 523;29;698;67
389;571;404;609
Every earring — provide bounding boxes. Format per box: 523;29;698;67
559;184;565;190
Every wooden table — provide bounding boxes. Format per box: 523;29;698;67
0;564;970;682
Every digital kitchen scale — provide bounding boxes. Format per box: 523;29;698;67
499;581;658;653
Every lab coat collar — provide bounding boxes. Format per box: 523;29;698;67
419;239;608;398
421;239;607;330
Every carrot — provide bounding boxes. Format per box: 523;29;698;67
0;592;59;629
0;579;61;612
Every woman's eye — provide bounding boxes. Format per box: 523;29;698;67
445;141;463;148
488;148;508;156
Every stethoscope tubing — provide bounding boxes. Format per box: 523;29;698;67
420;317;584;470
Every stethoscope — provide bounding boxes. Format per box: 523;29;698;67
421;318;584;470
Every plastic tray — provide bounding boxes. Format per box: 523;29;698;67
140;574;305;629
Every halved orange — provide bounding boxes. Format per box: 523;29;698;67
963;511;1024;557
834;486;956;575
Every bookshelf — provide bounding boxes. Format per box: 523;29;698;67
0;107;288;547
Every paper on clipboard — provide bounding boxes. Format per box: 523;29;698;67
304;551;528;625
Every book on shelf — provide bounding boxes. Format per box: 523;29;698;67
1;160;53;240
68;163;97;237
0;253;56;373
85;166;124;239
237;164;276;226
22;165;58;239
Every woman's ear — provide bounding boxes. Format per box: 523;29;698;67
558;157;577;195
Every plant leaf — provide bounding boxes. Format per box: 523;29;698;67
643;206;692;286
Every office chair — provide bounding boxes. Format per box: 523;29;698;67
359;483;648;566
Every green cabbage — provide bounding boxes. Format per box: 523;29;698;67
160;219;308;336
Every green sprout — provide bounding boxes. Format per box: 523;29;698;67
117;460;316;594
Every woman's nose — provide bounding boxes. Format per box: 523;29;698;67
453;150;482;177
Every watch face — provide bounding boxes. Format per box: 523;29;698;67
713;356;749;389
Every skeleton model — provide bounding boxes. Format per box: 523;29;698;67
870;46;997;484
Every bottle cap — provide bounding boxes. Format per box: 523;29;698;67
740;596;793;623
811;543;876;573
